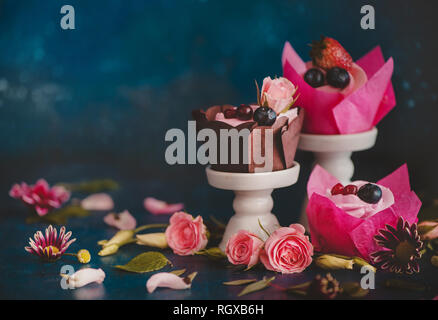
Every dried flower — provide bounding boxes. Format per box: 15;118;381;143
308;273;342;299
25;225;76;262
370;217;423;274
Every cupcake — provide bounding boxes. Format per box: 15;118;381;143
192;77;304;173
282;36;395;135
306;164;421;264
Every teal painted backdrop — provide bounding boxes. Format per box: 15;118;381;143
0;0;437;300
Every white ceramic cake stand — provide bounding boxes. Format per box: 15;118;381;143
298;127;378;228
206;163;300;252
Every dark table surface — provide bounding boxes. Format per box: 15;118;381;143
0;162;437;300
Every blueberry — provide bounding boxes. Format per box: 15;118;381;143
237;104;253;120
253;106;276;126
357;183;382;204
326;67;350;89
304;68;325;88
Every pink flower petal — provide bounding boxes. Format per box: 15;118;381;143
146;272;191;293
103;210;137;230
81;193;114;211
66;268;106;289
144;197;184;215
9;184;24;198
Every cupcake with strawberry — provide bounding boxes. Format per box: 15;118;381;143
282;36;395;134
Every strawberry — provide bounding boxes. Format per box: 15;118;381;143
309;36;353;71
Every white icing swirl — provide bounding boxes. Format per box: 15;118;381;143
326;180;394;219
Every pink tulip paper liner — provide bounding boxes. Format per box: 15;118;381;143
306;164;421;261
282;41;396;134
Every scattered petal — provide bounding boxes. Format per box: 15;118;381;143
144;197;184;215
62;268;105;289
104;210;137;230
146;272;193;293
81;193;114;211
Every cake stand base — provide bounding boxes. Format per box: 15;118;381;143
298;128;378;229
206;163;300;252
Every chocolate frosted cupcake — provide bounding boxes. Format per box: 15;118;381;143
192;77;304;173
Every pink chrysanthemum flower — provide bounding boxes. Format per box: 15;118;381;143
25;225;76;262
10;179;70;216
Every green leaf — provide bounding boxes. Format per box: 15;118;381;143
59;179;119;193
287;281;312;291
341;282;369;298
223;279;257;286
195;247;226;259
384;279;427;292
238;276;275;297
185;272;198;283
26;205;90;225
115;252;171;273
170;269;186;276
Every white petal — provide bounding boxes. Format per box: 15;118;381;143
67;268;106;288
81;193;114;211
146;272;191;293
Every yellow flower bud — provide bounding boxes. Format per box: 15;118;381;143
77;249;91;263
136;233;168;249
97;230;135;256
315;254;354;270
105;230;135;246
98;244;120;256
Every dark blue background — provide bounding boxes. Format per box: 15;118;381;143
0;0;437;300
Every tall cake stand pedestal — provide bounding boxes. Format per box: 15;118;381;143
298;127;378;228
206;163;300;252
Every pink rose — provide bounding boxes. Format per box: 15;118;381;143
165;211;208;256
260;76;298;114
9;179;70;216
260;224;313;274
225;230;264;268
